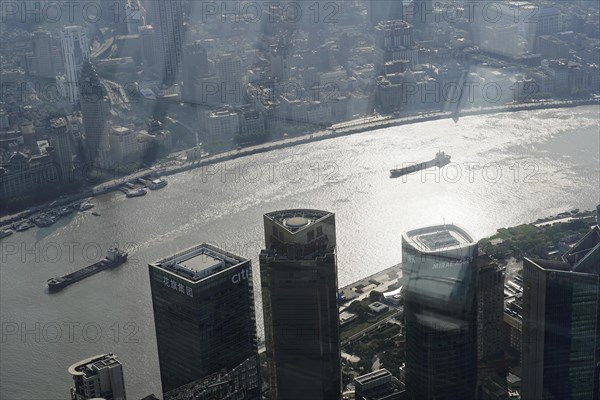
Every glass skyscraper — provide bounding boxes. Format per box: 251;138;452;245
521;226;600;400
401;224;478;400
260;209;341;400
148;243;260;397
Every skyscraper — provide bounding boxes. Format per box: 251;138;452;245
181;41;209;104
49;117;75;182
402;224;478;400
150;0;184;84
61;26;90;104
68;353;126;400
217;54;244;104
32;29;55;78
79;61;109;166
521;226;600;400
260;209;341;400
148;243;260;396
476;253;504;361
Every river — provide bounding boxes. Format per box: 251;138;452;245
1;106;598;399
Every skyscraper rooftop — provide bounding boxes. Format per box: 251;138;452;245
151;243;247;282
402;224;474;253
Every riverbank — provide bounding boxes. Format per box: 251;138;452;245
1;99;598;228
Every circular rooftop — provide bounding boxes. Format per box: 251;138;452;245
283;217;310;229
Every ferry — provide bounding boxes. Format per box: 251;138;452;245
0;229;13;239
390;151;451;178
46;248;128;292
148;178;167;190
126;188;147;198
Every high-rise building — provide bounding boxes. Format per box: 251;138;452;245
79;61;109;166
49;117;75;182
521;226;600;400
260;209;341;400
476;253;504;361
148;243;260;396
68;353;126;400
61;26;90;104
402;224;478;400
181;41;209;104
138;25;156;69
368;0;404;28
217;54;244;104
270;39;291;81
150;0;184;84
374;19;417;63
32;29;55;78
354;369;405;400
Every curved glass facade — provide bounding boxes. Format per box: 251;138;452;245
402;225;478;400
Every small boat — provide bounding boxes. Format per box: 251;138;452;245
0;229;13;239
91;212;101;216
148;178;167;190
79;201;94;211
55;206;73;217
15;221;34;232
126;188;147;198
33;214;57;227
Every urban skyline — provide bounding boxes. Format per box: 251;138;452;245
0;0;599;399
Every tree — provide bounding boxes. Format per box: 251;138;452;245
369;290;383;303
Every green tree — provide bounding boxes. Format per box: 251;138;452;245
369;290;383;303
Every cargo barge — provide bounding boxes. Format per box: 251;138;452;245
390;151;451;178
46;248;128;292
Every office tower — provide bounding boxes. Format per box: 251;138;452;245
32;29;55;78
125;2;142;34
79;61;109;165
260;209;341;400
521;226;600;400
150;0;184;84
374;19;417;64
354;369;405;400
217;54;244;104
61;26;90;104
181;41;209;104
476;253;504;361
402;224;478;400
139;25;156;68
49;117;75;181
270;39;291;82
368;0;404;28
148;243;260;396
68;353;126;400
